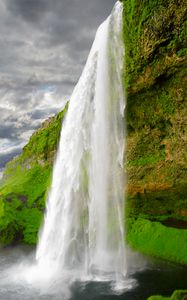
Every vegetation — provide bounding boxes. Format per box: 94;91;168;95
0;104;68;244
126;218;187;265
122;0;186;92
147;290;187;300
121;0;187;263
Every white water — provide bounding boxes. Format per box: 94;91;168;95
35;1;127;285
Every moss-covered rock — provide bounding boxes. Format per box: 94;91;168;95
123;0;187;205
147;290;187;300
123;0;187;92
0;104;68;245
122;0;187;262
126;218;187;265
148;296;169;300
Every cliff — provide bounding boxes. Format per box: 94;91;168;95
123;0;187;219
0;0;186;265
122;0;187;264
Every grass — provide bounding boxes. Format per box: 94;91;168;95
147;290;187;300
126;218;187;265
0;164;51;244
0;104;68;245
148;296;169;300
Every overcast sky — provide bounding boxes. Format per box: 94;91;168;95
0;0;116;175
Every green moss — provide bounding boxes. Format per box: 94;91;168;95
122;0;186;91
128;151;165;167
148;290;187;300
148;296;169;300
20;208;43;244
122;0;187;243
126;186;187;221
126;218;187;265
0;164;50;244
0;103;68;245
171;290;187;300
177;48;187;57
1;164;52;207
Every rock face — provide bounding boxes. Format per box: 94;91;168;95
122;0;187;263
122;0;187;220
0;0;186;264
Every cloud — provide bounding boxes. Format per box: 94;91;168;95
0;149;22;169
0;138;23;168
6;0;48;23
0;0;116;170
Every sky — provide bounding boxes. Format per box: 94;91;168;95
0;0;116;176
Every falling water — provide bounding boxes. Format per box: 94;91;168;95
36;1;126;284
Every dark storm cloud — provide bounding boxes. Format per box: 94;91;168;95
0;125;18;140
0;0;116;170
6;0;48;22
6;0;116;48
6;0;115;24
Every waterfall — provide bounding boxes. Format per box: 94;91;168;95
36;1;127;283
